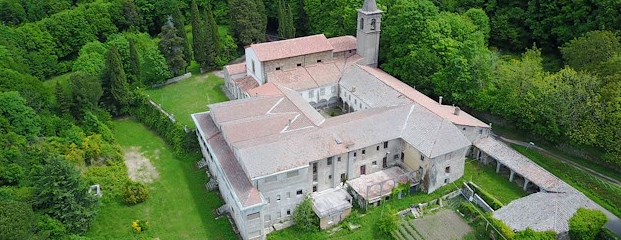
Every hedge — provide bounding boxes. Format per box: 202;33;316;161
129;92;198;155
468;182;504;210
488;215;516;239
569;208;607;240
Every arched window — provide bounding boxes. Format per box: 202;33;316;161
370;18;377;30
360;18;364;30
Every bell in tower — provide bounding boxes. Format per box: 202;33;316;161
356;0;382;67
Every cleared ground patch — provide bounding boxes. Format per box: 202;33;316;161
124;147;160;184
410;209;473;240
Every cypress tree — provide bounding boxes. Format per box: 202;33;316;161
254;0;267;42
278;0;295;39
102;47;131;114
159;19;188;76
128;39;141;86
191;0;208;71
205;7;221;68
295;0;309;36
55;81;70;117
172;6;192;66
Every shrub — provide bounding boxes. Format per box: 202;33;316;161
34;214;67;239
123;181;149;205
83;161;129;202
569;208;607;240
131;219;150;233
514;228;557;240
376;207;399;236
458;202;479;218
293;197;319;232
0;199;34;240
489;215;515;239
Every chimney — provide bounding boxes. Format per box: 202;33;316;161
439;96;443;105
489;123;493;128
454;107;461;116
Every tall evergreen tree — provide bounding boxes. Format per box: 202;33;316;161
190;0;208;71
295;0;309;36
101;47;131;114
128;39;141;86
278;0;295;39
172;6;192;67
54;81;70;117
204;7;221;68
123;0;143;31
229;0;265;46
159;18;188;76
254;0;267;42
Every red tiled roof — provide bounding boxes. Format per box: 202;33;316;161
250;34;334;62
247;82;282;97
233;77;259;92
225;63;246;75
328;36;357;52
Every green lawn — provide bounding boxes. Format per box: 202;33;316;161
462;160;527;204
513;145;621;218
87;119;236;239
145;73;228;127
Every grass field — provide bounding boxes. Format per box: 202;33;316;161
87;119;236;239
145;73;228;127
462;160;527;204
513;145;621;218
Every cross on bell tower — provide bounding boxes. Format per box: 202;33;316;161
356;0;382;67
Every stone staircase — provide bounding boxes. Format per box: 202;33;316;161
196;158;208;169
392;220;424;240
205;179;218;191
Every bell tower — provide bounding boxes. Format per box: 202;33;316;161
356;0;382;67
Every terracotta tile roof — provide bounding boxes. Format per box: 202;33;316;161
250;34;334;62
192;113;264;208
247;82;282;97
328;36;357;52
474;137;566;192
225;63;246;75
233;77;259;92
267;63;342;91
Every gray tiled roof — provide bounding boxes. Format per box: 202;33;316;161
494;190;597;233
474;137;567;192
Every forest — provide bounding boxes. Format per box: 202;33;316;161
0;0;620;239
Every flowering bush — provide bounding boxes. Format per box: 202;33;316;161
131;220;149;233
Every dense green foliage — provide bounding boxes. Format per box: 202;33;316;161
376;207;399;236
0;199;34;240
467;182;503;210
277;0;296;39
159;21;188;76
569;208;608;240
123;181;149;205
292;197;320;233
229;0;266;46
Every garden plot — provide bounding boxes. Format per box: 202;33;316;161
124;147;160;184
410;209;473;240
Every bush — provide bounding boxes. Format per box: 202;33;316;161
514;228;557;240
376;207;399;236
123;181;149;205
569;208;607;240
83;161;129;202
34;214;67;239
293;197;319;232
458;202;479;218
489;215;515;239
131;219;150;233
0;199;34;240
468;182;503;210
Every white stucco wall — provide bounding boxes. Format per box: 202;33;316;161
245;48;265;85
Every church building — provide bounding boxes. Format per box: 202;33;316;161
192;0;491;239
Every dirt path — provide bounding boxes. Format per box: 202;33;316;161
124;147;160;184
494;134;621;188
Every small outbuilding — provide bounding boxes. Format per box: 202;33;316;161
311;187;353;229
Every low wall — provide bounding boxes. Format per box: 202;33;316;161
473;194;494;212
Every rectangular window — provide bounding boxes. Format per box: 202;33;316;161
297;189;303;195
341;173;346;182
362;149;366;155
393;154;399;160
420;155;425;161
320;88;325;95
376;146;380;151
276;67;281;70
328;174;332;179
312;162;317;173
313;185;317;192
479;129;483;134
444;178;449;184
287;170;299;178
384;141;388;148
297;63;302;67
372;161;377;166
317;59;322;63
309;90;314;98
276;194;281;201
247;212;260;220
445;166;451;173
353;152;357;157
287;210;291;216
327;157;333;165
252;61;256;74
337;157;341;162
